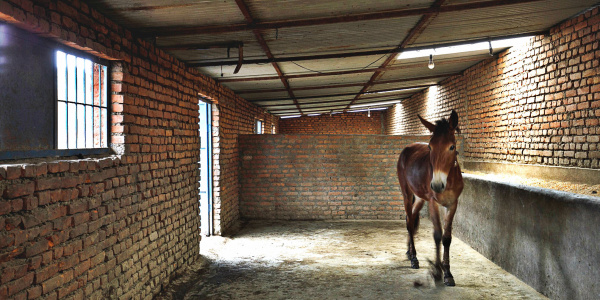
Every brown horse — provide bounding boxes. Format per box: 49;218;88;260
397;110;464;286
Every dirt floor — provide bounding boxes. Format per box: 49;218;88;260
464;170;600;197
155;220;546;300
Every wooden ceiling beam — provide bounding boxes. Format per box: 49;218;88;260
142;0;542;37
234;0;303;115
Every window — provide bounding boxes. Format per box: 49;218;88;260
56;51;109;149
255;120;263;134
0;24;110;160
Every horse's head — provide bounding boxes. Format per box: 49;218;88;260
418;110;460;194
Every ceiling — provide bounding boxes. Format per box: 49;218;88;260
86;0;599;117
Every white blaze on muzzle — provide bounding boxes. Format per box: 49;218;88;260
431;171;448;193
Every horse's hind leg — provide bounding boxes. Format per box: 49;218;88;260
442;202;458;286
403;192;419;269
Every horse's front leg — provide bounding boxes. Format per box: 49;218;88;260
442;202;458;286
428;200;443;281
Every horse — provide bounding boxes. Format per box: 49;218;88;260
397;110;464;286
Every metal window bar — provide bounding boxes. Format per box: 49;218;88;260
56;51;108;150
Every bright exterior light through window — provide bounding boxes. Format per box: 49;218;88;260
56;51;108;149
396;36;533;60
256;120;263;134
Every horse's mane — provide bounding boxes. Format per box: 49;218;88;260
433;119;451;136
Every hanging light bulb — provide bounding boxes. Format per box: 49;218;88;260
488;39;494;56
428;54;435;69
368;107;371;118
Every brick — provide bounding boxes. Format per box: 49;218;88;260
5;165;23;180
6;272;34;296
35;264;59;284
4;182;35;199
35;177;63;191
26;285;42;300
23;196;38;210
24;239;48;258
41;273;63;295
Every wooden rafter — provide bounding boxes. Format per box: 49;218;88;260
234;0;302;114
344;0;447;110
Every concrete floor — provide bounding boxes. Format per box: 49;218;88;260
157;220;546;300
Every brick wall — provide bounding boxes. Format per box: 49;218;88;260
210;95;278;235
280;111;384;135
0;1;276;299
239;134;433;220
385;7;600;169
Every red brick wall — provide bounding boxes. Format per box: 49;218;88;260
239;134;432;220
0;1;277;299
280;111;384;135
385;7;600;169
210;95;278;235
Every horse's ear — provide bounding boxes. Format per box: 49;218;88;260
418;115;436;133
449;110;460;133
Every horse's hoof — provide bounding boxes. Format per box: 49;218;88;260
411;258;420;269
444;276;455;286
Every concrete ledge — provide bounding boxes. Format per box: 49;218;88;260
454;173;600;300
463;160;600;185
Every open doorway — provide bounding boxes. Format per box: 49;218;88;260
199;99;213;236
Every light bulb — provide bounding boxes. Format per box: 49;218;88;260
368;108;371;117
428;54;434;69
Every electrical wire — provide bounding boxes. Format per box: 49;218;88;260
286;47;396;75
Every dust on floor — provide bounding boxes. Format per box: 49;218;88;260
155;220;546;300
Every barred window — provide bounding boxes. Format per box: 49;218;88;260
56;51;109;149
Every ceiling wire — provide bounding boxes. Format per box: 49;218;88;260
286;47;396;75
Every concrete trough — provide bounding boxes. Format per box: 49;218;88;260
454;174;600;300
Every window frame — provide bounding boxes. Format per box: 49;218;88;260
0;40;112;161
55;47;111;151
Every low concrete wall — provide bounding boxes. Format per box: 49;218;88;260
463;160;600;185
454;174;600;300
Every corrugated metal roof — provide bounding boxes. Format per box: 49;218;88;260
278;55;393;74
84;0;599;116
288;73;374;87
265;17;422;56
86;0;245;28
202;63;279;78
247;0;434;21
413;0;599;46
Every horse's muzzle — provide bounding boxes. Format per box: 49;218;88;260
431;171;448;193
431;182;446;193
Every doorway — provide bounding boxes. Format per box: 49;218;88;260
199;100;213;236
